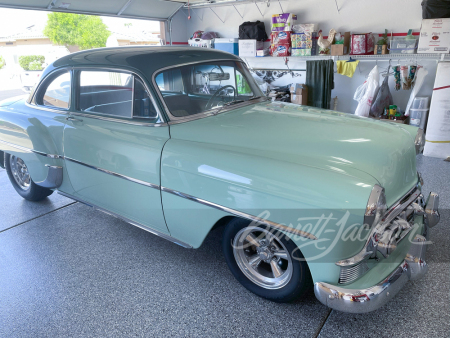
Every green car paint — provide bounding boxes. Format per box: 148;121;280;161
0;47;422;292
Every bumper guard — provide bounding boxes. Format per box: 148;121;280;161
314;234;429;313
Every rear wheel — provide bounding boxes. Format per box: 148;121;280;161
5;153;53;201
222;218;311;302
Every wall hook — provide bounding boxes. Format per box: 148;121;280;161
210;7;225;23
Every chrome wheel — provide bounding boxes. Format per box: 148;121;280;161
9;155;31;191
232;226;293;290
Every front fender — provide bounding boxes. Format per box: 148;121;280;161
161;139;377;284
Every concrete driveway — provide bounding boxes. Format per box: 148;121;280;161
0;90;448;337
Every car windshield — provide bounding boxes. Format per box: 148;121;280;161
155;60;265;118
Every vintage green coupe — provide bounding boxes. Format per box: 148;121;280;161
0;47;440;313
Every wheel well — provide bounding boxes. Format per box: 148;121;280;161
210;215;236;232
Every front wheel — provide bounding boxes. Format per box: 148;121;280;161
5;153;53;201
222;218;311;302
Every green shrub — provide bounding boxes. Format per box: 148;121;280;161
18;55;45;71
29;61;43;71
0;56;5;69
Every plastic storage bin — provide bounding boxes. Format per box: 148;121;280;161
188;38;214;48
409;97;430;129
411;97;429;109
389;38;417;54
214;38;239;55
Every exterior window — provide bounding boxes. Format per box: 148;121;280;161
133;78;157;118
155;61;263;118
41;72;71;109
79;71;133;118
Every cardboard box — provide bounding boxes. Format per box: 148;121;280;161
239;40;264;57
374;45;388;55
331;44;344;56
292;48;311;56
290;84;308;105
418;18;450;53
331;32;350;55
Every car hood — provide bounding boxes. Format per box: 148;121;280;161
169;101;418;206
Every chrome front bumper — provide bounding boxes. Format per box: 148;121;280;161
315;234;429;313
314;191;439;313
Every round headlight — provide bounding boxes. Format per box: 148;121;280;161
364;185;387;228
415;128;425;154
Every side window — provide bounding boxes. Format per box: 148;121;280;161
155;69;183;93
41;72;71;109
79;71;133;118
133;78;157;118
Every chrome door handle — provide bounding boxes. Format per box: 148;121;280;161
66;116;83;122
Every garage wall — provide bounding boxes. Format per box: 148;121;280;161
183;0;424;40
177;0;438;115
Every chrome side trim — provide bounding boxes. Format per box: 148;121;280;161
36;165;63;189
69;111;168;127
161;186;317;241
314;234;429;313
0;139;62;159
56;191;192;249
64;157;160;190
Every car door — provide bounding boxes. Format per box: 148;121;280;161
63;68;170;234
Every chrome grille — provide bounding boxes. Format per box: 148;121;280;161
338;262;370;284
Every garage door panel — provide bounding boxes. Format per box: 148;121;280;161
0;0;50;9
121;0;182;19
0;0;184;20
53;0;127;15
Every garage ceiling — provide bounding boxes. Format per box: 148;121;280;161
0;0;184;20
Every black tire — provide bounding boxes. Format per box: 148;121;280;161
5;153;53;201
222;217;312;303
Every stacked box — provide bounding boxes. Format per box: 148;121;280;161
291;32;317;56
271;31;292;57
292;48;311;56
271;44;291;57
271;13;298;32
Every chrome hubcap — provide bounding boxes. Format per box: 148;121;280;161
10;155;31;190
233;226;293;290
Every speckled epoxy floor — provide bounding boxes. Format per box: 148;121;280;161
0;155;448;338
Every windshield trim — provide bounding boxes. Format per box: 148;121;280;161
151;59;266;124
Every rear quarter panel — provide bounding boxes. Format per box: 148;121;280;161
0;100;72;193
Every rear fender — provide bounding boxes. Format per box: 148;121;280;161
0;102;71;191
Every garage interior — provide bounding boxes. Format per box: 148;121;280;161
0;0;449;337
